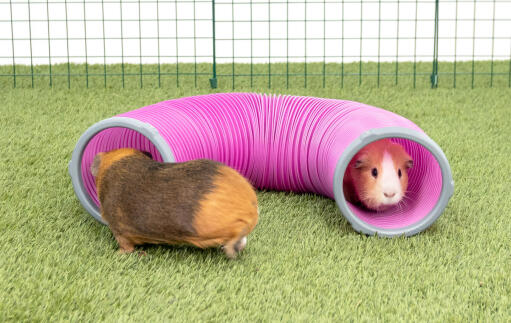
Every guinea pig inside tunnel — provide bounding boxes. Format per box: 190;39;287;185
69;93;454;237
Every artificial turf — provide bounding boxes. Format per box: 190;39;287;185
0;62;510;321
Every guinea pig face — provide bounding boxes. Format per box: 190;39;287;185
351;140;413;211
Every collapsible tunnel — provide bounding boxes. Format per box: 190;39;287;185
69;93;454;237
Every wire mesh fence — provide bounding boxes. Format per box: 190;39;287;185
0;0;510;89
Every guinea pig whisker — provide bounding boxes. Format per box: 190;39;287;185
401;194;412;202
401;198;411;209
398;199;409;211
396;204;402;213
399;201;406;212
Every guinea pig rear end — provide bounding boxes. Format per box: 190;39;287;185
91;149;258;259
188;165;259;259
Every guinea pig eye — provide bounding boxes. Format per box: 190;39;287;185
398;169;402;178
371;168;378;178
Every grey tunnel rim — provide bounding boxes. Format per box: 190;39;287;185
333;127;455;238
70;121;454;236
68;117;175;225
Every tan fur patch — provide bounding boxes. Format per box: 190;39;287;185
91;153;104;177
190;166;258;248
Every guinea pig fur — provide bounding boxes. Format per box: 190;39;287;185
343;139;413;211
91;148;258;259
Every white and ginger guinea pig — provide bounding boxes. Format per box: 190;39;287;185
343;138;414;211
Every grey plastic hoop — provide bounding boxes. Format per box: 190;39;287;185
70;120;453;236
333;127;455;237
68;117;175;224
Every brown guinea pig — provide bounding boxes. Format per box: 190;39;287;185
91;148;258;259
343;139;413;211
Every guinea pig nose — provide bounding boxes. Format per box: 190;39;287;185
384;192;396;198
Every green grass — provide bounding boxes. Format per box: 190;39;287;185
1;60;510;89
1;62;510;321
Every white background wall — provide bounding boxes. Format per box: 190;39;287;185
1;0;510;66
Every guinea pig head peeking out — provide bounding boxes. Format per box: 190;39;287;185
91;148;259;259
343;139;414;211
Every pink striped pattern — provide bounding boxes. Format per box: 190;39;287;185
81;93;442;229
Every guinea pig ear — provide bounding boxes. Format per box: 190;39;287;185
91;153;104;177
353;159;366;169
405;159;414;169
141;151;153;159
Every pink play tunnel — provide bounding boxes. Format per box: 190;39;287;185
69;93;454;237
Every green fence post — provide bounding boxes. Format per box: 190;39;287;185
120;0;125;88
157;0;162;87
175;0;179;87
322;0;326;88
64;0;71;89
9;0;16;88
471;0;476;89
341;0;344;88
83;0;89;88
47;0;53;88
101;0;107;88
28;1;34;88
268;0;271;89
358;1;362;86
489;0;496;88
430;0;439;88
193;0;197;87
232;0;235;89
138;0;143;88
209;0;218;89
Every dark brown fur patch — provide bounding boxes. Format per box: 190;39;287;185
95;149;222;247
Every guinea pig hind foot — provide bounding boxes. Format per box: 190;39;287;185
115;235;136;254
235;236;247;253
222;236;247;259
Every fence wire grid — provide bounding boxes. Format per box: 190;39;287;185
1;0;511;89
